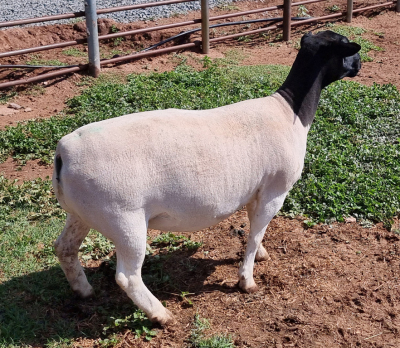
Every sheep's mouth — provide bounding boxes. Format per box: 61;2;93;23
344;54;362;78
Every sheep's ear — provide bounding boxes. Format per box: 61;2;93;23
336;42;361;57
300;31;313;48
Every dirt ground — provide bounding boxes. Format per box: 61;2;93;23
0;0;400;347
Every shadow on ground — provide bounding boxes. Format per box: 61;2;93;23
0;249;238;346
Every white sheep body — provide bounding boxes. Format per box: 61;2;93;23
56;93;306;234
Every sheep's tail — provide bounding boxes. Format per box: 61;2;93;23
55;154;63;183
53;152;67;210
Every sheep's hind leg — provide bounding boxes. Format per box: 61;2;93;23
54;213;93;298
113;213;176;326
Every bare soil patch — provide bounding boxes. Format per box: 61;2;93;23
0;2;400;347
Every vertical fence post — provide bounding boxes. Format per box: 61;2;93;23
85;0;100;77
396;0;400;12
200;0;210;54
346;0;353;22
283;0;291;41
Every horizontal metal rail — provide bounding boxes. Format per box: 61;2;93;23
0;0;327;59
0;0;396;89
0;0;196;28
0;42;199;89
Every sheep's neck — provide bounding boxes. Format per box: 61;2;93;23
277;60;325;129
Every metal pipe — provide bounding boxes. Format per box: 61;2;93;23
347;0;353;23
1;1;397;89
0;39;87;59
0;0;324;29
101;42;199;65
210;24;279;42
0;20;201;59
0;64;79;69
290;11;343;25
0;42;199;89
0;0;196;28
85;0;101;77
352;1;395;12
201;0;210;54
397;0;400;12
0;0;328;59
0;65;87;89
283;0;292;41
0;13;85;29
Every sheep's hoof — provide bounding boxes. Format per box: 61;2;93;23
238;279;259;293
255;249;271;262
151;309;177;326
74;284;94;299
243;284;259;293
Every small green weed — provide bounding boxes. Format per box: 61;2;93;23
217;4;240;11
80;231;115;261
152;232;202;251
0;90;17;104
297;5;311;17
26;55;67;66
110;25;124;46
0;176;63;221
62;47;87;57
189;314;235;348
327;4;341;12
214;49;247;67
102;310;157;341
237;35;251;43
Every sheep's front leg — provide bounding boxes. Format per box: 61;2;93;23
112;213;176;326
54;213;93;298
239;193;287;293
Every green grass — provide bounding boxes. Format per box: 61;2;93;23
189;315;235;348
0;176;62;221
62;48;87;57
25;55;68;67
0;90;17;104
284;81;400;224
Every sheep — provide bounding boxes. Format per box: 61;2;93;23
52;30;361;326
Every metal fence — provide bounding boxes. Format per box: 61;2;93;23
0;0;399;89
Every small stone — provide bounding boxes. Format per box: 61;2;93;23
24;107;32;112
8;103;22;109
345;216;357;223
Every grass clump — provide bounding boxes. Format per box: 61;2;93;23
152;232;202;251
102;310;157;341
284;81;400;223
62;47;87;57
190;315;235;348
0;90;17;104
26;55;68;66
0;176;63;221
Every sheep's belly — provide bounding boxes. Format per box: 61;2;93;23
148;209;234;232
